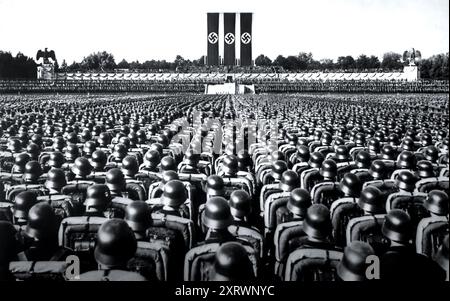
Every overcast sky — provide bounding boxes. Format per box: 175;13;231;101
0;0;448;64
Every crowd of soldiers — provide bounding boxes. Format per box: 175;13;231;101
0;79;448;94
0;92;448;281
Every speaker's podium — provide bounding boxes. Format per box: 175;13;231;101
205;75;255;95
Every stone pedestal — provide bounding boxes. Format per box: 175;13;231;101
37;63;55;80
403;65;419;81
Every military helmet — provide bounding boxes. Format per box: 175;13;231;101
121;155;139;177
143;149;160;168
237;150;252;171
160;156;177;172
48;151;65;168
206;175;225;196
222;155;239;175
45;168;67;191
320;159;337;179
396;151;417;169
395;170;417;192
83;141;97;156
25;202;58;241
303;204;331;240
355;150;371;169
202;197;233;230
337;241;376;281
287;188;311;217
271;160;288;180
382;209;412;244
381;145;396;160
424;190;448;216
229;190;251;219
280;170;300;192
358;186;385;214
23;161;43;182
415;160;434;179
212;242;255;281
270;151;285;162
26;143;40;160
335;145;350;161
124;201;152;232
65;144;80;161
296;145;310;162
72;157;93;177
340;173;362;197
308;152;325;169
14;152;31;173
113;144;128;160
94;219;137;268
424;145;439;162
369;160;387;179
161;180;187;207
85;184;112;210
105;168;126;192
13;191;38;220
90;150;107;170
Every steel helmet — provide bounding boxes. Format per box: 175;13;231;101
25;202;58;241
202;197;233;230
229;190;251;219
382;209;412;244
206;175;225;196
279;170;300;192
94;219;137;268
124;201;152;232
105;168;126;192
161;180;187;207
13;191;38;220
337;241;375;281
212;242;255;281
85;184;112;210
45;168;67;191
287;188;311;217
303;204;331;240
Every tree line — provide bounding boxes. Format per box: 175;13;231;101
0;50;448;79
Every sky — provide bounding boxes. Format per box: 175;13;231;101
0;0;448;64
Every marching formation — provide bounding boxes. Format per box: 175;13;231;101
0;93;448;281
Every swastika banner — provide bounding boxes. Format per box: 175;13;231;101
223;13;236;66
240;13;253;66
207;13;219;66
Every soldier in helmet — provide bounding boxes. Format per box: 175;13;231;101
210;242;255;281
152;180;189;218
44;168;67;194
17;202;71;261
380;209;446;280
22;161;43;184
77;219;146;281
228;190;255;229
200;196;236;244
84;184;112;217
205;175;225;200
105;168;127;198
12;191;39;227
124;201;152;240
275;188;311;225
289;204;336;252
336;241;376;281
67;157;93;182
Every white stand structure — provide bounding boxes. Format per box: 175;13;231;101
204;82;255;95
